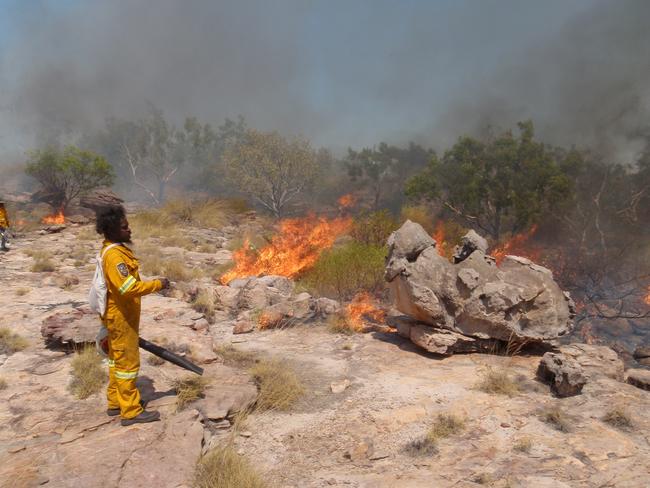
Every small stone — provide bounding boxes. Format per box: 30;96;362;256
368;451;390;461
239;431;252;438
500;423;511;428
330;379;351;394
233;320;254;334
192;318;210;332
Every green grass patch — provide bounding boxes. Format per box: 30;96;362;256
300;241;386;300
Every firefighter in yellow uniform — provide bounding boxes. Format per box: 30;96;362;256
96;205;169;426
0;200;10;251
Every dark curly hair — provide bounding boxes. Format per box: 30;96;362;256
95;205;126;237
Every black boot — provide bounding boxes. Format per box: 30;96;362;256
120;410;160;426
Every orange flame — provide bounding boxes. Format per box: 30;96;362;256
220;214;353;284
491;225;539;264
41;207;65;225
644;285;650;306
337;194;355;208
579;324;597;345
432;221;451;258
345;292;386;332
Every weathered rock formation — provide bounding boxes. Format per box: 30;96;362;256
537;352;587;397
79;188;124;213
385;221;575;352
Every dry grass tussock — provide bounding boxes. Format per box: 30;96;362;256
0;377;7;390
172;376;208;411
194;444;268;488
539;405;572;432
603;407;633;430
249;359;304;412
214;344;258;369
404;413;466;457
137;246;202;282
192;289;215;322
15;287;31;296
326;314;356;335
25;249;56;272
130;198;238;240
69;346;106;399
0;327;29;355
475;366;520;396
513;436;532;453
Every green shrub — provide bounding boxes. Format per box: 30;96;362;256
301;242;386;300
350;210;398;246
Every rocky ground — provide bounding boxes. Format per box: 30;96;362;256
1;222;650;488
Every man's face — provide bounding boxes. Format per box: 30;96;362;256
115;217;132;243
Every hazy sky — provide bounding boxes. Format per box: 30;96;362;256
0;0;648;161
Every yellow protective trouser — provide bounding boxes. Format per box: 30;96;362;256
106;316;143;419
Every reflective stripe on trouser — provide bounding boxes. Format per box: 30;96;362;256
106;316;143;420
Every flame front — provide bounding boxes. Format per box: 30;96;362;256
345;292;386;332
220;214;352;284
337;194;355;208
491;225;540;264
645;285;650;306
41;207;65;225
432;221;451;258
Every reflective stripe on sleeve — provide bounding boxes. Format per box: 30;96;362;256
118;275;136;294
107;359;115;368
114;369;138;380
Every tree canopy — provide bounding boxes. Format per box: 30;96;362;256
223;129;318;218
406;121;577;241
25;146;114;211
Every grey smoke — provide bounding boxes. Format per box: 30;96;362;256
0;0;648;162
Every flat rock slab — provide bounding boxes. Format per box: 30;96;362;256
558;343;624;381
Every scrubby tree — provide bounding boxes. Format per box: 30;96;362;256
25;145;114;211
223;129;318;218
406;121;576;241
347;142;432;210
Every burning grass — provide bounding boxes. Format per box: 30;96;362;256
0;327;29;355
249;359;304;412
404;413;466;457
194;444;268;488
475;366;520;396
172;376;208;411
220;214;352;284
301;242;385;300
69;346;105;399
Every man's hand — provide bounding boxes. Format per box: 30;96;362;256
159;277;171;289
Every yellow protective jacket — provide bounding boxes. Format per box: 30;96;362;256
0;206;9;228
101;240;162;419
